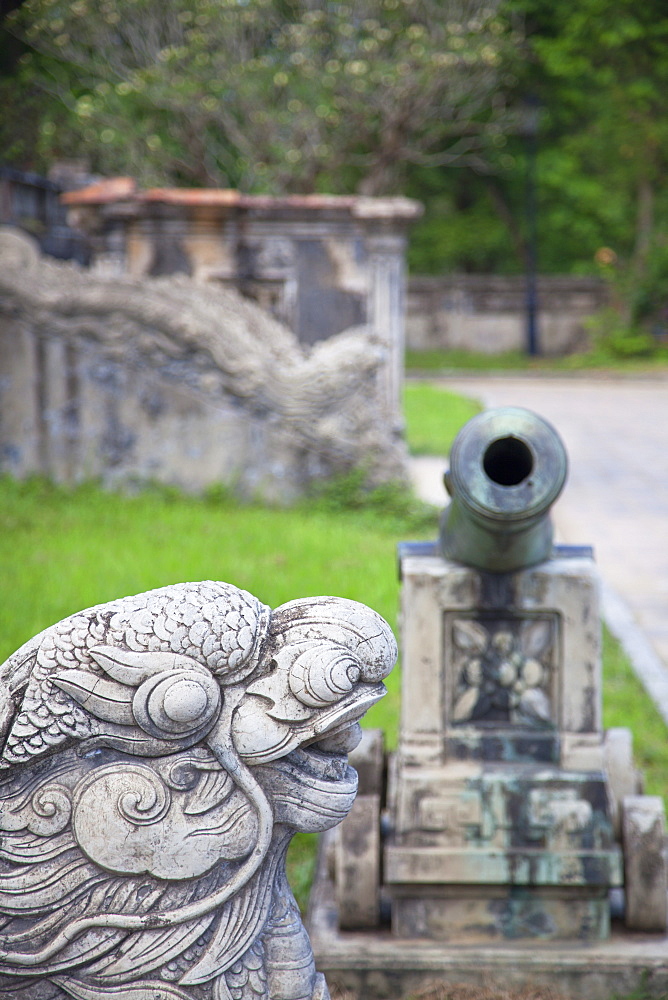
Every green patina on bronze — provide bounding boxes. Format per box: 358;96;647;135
439;407;568;572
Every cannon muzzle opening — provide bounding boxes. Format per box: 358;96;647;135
439;406;568;572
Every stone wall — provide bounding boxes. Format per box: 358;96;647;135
0;164;89;263
63;181;422;434
407;274;609;356
0;227;406;500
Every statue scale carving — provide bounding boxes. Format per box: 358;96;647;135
0;581;396;999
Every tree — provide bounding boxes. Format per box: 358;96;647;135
407;0;668;328
5;0;515;194
516;0;668;333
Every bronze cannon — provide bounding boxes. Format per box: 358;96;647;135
440;406;568;572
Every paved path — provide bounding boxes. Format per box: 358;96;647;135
409;375;668;706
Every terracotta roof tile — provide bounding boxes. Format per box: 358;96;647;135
61;177;137;204
61;180;421;219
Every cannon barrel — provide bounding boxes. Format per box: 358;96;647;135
439;406;568;572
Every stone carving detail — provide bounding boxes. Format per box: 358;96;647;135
450;615;556;727
0;227;406;498
0;581;396;999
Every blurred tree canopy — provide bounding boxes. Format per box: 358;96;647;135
2;0;668;334
1;0;513;194
412;1;668;278
522;0;668;329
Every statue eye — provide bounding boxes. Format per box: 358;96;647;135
162;678;210;723
288;644;361;708
133;669;221;741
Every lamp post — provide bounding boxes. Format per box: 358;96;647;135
523;98;540;356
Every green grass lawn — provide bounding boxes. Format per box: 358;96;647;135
403;381;481;455
406;346;668;375
0;475;436;738
601;625;668;801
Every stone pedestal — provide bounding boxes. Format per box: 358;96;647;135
384;542;624;942
309;408;668;997
622;795;668;931
308;846;668;1000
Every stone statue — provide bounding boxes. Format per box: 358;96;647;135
0;581;397;1000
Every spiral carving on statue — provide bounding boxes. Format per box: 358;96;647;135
0;581;396;1000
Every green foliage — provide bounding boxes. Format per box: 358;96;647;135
407;169;523;275
608;334;658;359
515;0;668;324
583;306;668;361
305;467;437;534
4;0;668;346
628;237;668;334
5;0;514;193
407;0;668;348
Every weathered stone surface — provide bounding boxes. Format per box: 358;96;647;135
0;581;397;999
333;730;385;930
603;728;642;836
383;416;639;944
561;732;605;772
61;186;422;439
383;544;627;942
622;795;668;931
309;833;668;1000
406;274;609;356
395;544;602;773
335;794;382;930
0;226;407;499
390;886;612;942
347;728;385;797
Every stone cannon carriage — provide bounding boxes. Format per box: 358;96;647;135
329;406;667;952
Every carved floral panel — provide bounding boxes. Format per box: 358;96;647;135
448;613;558;728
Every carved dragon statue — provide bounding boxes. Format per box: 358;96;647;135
0;227;406;493
0;581;397;1000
